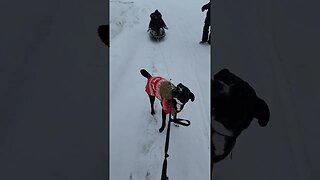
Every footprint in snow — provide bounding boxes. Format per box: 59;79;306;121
145;172;151;180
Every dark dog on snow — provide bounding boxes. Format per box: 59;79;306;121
98;24;109;47
140;69;195;133
211;69;270;166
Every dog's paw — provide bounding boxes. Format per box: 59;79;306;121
151;110;155;115
159;127;165;133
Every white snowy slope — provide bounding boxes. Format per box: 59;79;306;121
110;0;210;179
213;0;320;180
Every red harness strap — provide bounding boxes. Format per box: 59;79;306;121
162;98;170;114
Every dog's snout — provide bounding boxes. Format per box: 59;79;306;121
176;104;182;112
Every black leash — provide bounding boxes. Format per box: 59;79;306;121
160;111;191;180
160;114;171;180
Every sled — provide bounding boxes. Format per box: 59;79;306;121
149;28;166;40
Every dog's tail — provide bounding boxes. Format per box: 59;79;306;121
140;69;152;79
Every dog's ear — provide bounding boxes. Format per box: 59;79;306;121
189;92;195;102
177;83;184;89
98;25;109;47
214;69;230;80
253;97;270;127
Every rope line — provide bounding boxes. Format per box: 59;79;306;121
160;106;191;180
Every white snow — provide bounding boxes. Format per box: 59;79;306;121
110;0;210;179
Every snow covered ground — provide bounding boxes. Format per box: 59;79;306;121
110;0;210;179
213;0;320;180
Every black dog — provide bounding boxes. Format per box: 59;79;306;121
211;69;270;166
140;69;195;132
98;24;109;47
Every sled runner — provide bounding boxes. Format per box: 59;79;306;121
149;28;166;40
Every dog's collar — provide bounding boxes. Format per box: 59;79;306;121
212;119;234;137
213;128;235;139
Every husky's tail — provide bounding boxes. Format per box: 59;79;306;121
140;69;152;79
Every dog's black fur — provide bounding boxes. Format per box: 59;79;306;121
212;69;270;166
141;69;195;132
98;25;109;47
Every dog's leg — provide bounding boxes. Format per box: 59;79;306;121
159;109;167;133
148;95;156;115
